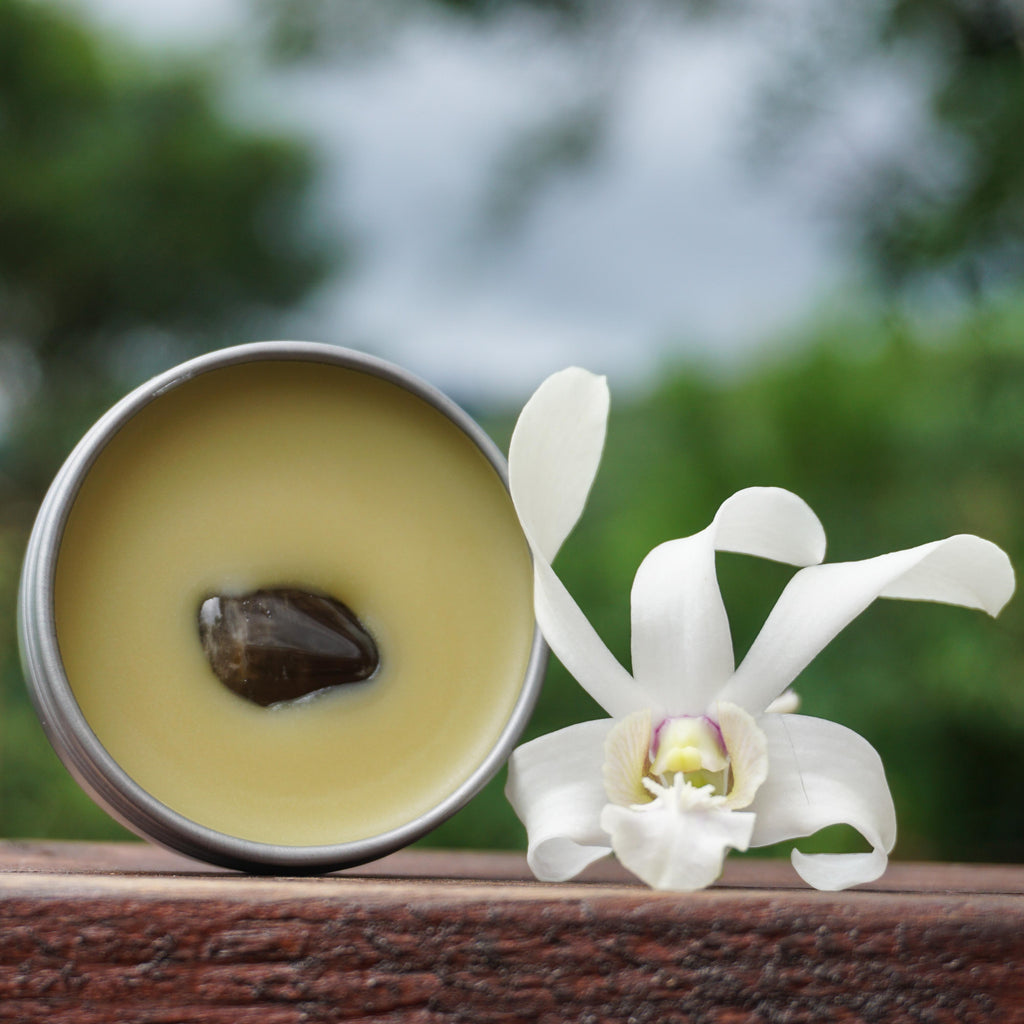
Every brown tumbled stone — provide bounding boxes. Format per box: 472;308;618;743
198;587;379;707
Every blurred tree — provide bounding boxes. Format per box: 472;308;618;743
0;0;333;838
254;0;1024;298
749;0;1024;297
864;0;1024;292
252;0;596;62
0;0;331;497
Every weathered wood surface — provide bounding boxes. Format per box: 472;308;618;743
2;842;1023;1023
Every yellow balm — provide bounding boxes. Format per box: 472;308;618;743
47;351;537;853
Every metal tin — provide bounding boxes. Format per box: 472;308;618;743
18;341;545;872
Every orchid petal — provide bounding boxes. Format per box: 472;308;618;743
508;366;609;563
630;488;826;715
505;720;614;881
603;710;654;807
601;781;756;890
509;368;641;717
722;534;1016;714
749;713;896;890
764;690;800;715
531;558;644;718
714;701;768;810
711;486;828;566
629;533;734;717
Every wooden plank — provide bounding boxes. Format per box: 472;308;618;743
4;839;1024;893
2;842;1023;1023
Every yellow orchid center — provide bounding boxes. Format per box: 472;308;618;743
651;715;728;794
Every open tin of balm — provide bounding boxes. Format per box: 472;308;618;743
19;341;545;872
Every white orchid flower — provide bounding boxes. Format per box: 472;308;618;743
505;368;1016;891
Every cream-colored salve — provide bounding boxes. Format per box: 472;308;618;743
55;360;535;846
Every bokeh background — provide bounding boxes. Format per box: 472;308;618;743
2;0;1022;865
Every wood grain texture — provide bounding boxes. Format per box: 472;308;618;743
2;842;1023;1023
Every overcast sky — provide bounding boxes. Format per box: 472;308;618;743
67;0;922;400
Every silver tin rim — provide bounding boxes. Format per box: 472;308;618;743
18;340;546;873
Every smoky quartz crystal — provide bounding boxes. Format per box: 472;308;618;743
198;587;379;707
